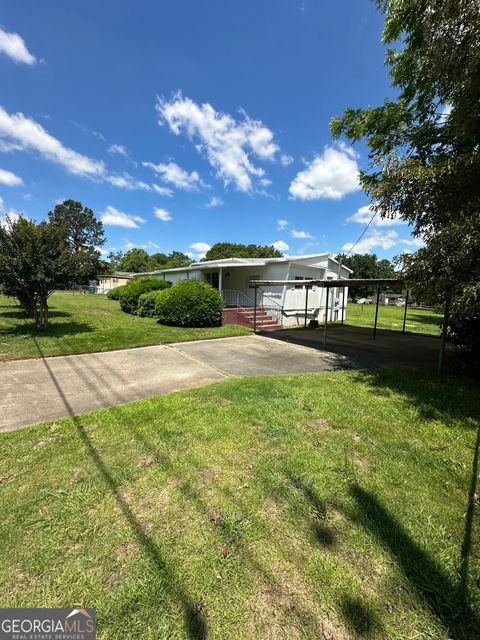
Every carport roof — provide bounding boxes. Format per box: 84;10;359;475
252;278;403;287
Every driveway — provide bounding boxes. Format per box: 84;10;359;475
0;335;353;431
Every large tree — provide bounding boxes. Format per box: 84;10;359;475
49;200;105;282
336;253;396;301
0;216;72;330
331;0;480;372
204;242;283;261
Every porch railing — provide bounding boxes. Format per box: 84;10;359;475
221;290;255;308
260;292;284;326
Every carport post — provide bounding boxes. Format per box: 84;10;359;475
253;285;258;334
373;287;380;340
402;290;409;333
323;286;329;349
341;287;345;325
304;286;310;328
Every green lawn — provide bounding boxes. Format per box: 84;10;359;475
345;302;443;336
0;293;250;362
1;370;478;639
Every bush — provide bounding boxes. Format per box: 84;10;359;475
119;278;169;314
137;289;168;317
447;286;480;376
154;279;223;327
107;285;128;300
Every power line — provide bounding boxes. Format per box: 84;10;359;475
345;210;378;255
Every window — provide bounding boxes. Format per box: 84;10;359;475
295;276;313;289
248;275;260;288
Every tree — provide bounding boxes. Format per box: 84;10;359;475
163;251;191;268
204;242;283;261
331;0;480;372
49;200;105;282
118;248;153;273
336;253;396;301
0;216;72;330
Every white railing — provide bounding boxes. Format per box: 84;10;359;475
260;292;284;326
221;290;255;308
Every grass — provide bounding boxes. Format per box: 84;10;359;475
0;293;250;362
345;303;443;336
1;369;478;639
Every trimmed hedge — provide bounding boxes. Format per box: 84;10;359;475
107;285;128;300
154;279;223;327
137;289;168;317
119;278;170;314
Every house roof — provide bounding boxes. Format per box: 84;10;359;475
98;271;135;279
142;253;353;275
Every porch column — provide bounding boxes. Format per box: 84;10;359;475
218;267;223;294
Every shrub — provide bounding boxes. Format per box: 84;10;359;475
107;285;128;300
119;278;169;314
137;289;168;317
154;279;223;327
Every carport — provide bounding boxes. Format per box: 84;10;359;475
251;278;450;372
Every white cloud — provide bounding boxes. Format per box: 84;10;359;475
157;93;280;192
0;197;23;228
0;27;36;64
189;241;211;260
291;229;314;239
108;144;128;157
153;207;172;222
401;237;425;249
272;240;289;252
342;230;398;254
280;154;294;166
0;167;23;186
0;106;105;178
0;106;152;191
143;160;204;191
206;196;223;208
289;144;360;200
277;219;289;230
348;204;406;227
152;183;174;197
100;206;146;228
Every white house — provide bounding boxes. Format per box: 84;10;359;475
146;253;352;329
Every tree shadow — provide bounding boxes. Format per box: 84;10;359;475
0;321;94;339
346;484;480;639
339;595;380;636
0;309;73;320
31;338;207;639
285;475;336;548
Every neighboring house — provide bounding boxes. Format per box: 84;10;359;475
97;272;135;294
369;292;406;306
144;253;352;329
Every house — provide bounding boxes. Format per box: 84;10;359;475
369;292;406;306
144;253;352;329
97;272;135;294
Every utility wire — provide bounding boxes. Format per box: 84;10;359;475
345;210;378;256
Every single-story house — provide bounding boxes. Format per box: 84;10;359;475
144;253;352;328
97;272;135;294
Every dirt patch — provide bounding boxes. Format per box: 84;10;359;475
137;453;156;468
304;418;334;431
115;540;139;562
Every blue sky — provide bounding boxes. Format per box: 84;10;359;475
0;0;420;261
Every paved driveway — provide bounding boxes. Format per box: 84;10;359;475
0;335;353;431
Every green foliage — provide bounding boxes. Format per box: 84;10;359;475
117;248;192;273
154;279;223;327
119;278;168;314
204;242;283;261
336;253;396;300
0;216;73;330
137;288;169;317
332;0;480;372
48;199;105;282
107;285;128;300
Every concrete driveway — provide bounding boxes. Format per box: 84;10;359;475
0;335;353;431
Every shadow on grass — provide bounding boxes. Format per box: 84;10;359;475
347;484;480;639
0;309;73;320
339;595;380;636
31;337;207;640
1;321;94;339
286;474;336;547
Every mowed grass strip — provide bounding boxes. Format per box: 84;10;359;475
0;370;479;639
345;302;443;336
0;293;250;362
